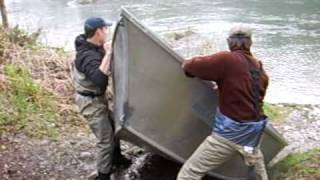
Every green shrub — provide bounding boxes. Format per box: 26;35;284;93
0;64;59;139
0;25;40;48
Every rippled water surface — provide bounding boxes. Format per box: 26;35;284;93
7;0;320;104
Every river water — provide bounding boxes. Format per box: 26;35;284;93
6;0;320;105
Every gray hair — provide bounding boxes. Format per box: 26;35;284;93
227;25;252;51
227;36;252;51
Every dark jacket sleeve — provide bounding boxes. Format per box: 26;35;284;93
182;51;228;82
76;53;108;89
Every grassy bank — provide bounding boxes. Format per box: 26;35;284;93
0;26;77;139
271;149;320;179
0;64;58;138
264;103;282;121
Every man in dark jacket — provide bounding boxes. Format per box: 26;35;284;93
71;17;125;180
177;25;269;180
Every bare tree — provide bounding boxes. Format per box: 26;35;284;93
0;0;8;28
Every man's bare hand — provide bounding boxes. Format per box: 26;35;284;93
99;43;113;75
104;43;112;53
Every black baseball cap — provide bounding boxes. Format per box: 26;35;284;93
84;17;112;32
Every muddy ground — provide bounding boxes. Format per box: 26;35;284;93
0;129;217;180
1;104;319;180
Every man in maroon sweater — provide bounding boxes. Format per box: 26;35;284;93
177;26;269;180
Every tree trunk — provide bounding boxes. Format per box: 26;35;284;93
0;0;9;28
